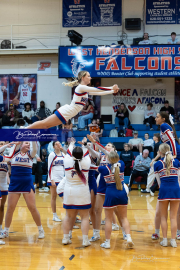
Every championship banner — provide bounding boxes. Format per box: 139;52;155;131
112;84;167;114
92;0;122;27
63;0;91;27
146;0;177;24
9;74;37;113
59;45;180;78
0;75;9;113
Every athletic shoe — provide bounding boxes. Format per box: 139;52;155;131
73;225;79;229
43;187;49;191
123;234;127;240
112;224;119;231
141;189;150;193
0;240;5;245
62;238;72;245
127;239;134;248
42;181;46;184
101;220;105;225
176;234;180;240
150;190;154;196
100;241;110;249
53;216;61;222
146;123;150;126
38;229;45;239
170;239;177;248
160;239;168;247
69;231;72;239
0;231;9;239
39;187;49;192
150;128;153;131
89;235;100;242
82;240;91;247
75;217;81;223
34;184;37;189
151;233;160;240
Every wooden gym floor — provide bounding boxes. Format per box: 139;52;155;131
0;190;179;270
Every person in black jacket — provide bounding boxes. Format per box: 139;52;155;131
115;103;129;131
120;143;134;176
2;111;15;126
160;100;175;116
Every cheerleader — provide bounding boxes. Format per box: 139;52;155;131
47;141;65;222
27;71;119;129
0;141;45;240
62;139;92;247
97;151;133;249
0;142;9;232
80;135;122;242
154;143;180;247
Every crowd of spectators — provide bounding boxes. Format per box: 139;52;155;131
138;32;180;45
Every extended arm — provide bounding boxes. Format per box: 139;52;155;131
29;142;37;158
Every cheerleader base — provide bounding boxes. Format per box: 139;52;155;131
158;181;180;201
103;184;128;208
63;184;91;210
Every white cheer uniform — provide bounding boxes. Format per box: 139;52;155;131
18;84;32;104
47;151;65;186
62;143;91;209
55;84;114;124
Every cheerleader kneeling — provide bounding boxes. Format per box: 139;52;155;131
98;151;134;249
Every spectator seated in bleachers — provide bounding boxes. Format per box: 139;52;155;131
78;100;94;130
160;100;175;118
115;103;129;131
53;102;61;114
41;148;48;176
31;100;51;123
143;103;156;130
89;119;100;141
14;118;28;129
3;104;20;126
22;102;34;124
138;32;152;45
120;143;134;176
128;130;144;154
128;149;151;191
143;133;154;153
61;119;73;144
141;133;161;194
167;32;180;44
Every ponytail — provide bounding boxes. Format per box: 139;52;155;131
113;164;123;190
165;153;172;176
74;160;86;184
62;80;79;87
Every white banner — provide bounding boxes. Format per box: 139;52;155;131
37;60;51;74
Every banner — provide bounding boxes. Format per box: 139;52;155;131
0;75;9;114
112;84;167;114
37;60;51;74
174;78;180;121
146;0;177;24
63;0;91;27
93;0;121;27
59;45;180;78
177;1;180;24
9;74;37;113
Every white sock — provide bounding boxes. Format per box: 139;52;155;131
171;238;176;242
83;235;88;242
69;230;72;235
155;229;160;235
93;229;97;236
121;227;125;233
177;230;180;235
105;239;110;244
64;234;69;239
96;229;100;235
126;234;132;241
163;238;167;242
38;225;43;231
0;225;2;230
4;227;9;232
53;213;57;217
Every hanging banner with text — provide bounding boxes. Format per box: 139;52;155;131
93;0;122;27
59;45;180;78
146;0;177;24
63;0;91;27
